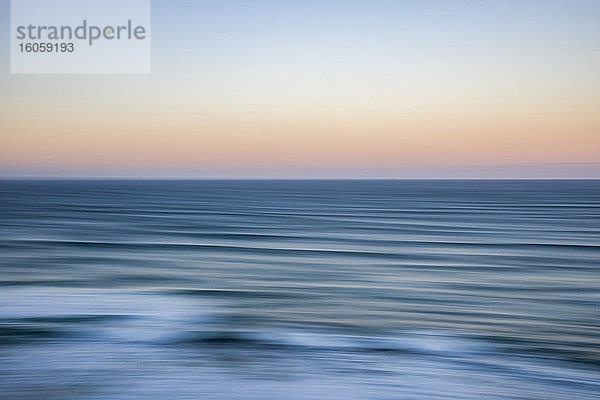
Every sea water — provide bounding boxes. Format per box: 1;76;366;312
1;180;598;399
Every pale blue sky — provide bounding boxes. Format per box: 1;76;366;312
1;0;599;178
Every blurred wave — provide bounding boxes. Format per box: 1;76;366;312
0;180;599;399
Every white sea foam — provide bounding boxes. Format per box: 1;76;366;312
0;287;215;342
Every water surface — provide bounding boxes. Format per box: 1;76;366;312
1;180;599;399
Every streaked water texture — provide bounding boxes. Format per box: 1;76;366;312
1;180;599;399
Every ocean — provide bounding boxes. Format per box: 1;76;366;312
0;179;598;399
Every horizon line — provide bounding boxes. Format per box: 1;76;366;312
1;177;599;181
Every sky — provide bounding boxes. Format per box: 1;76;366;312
1;0;599;178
